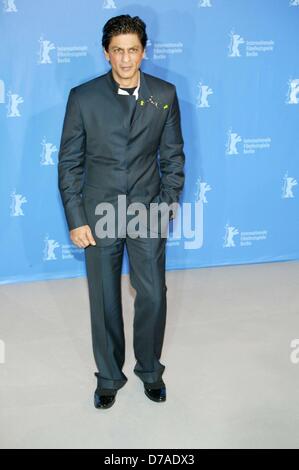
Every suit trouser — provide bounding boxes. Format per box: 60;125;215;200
84;232;167;393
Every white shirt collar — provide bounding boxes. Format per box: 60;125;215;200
117;71;140;100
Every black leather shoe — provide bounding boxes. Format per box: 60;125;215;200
94;390;116;409
94;372;117;409
144;385;166;402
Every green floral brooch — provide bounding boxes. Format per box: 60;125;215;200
139;96;169;110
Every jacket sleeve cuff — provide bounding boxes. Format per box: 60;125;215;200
65;203;88;231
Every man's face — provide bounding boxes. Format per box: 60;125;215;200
103;33;145;83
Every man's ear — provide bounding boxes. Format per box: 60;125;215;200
103;47;109;62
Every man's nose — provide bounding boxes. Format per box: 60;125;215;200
121;51;131;63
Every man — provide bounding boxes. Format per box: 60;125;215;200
58;15;185;409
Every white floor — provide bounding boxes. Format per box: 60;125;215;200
0;260;299;449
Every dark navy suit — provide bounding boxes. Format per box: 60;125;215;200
58;68;185;392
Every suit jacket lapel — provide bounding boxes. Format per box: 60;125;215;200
130;69;153;128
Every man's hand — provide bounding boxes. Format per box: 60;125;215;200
70;225;96;248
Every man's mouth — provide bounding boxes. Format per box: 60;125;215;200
121;66;133;71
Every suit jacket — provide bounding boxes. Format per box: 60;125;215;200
58;68;185;245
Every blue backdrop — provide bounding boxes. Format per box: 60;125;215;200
1;0;299;285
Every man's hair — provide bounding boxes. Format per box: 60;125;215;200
102;14;147;51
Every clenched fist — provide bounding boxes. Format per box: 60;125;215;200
70;225;96;248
